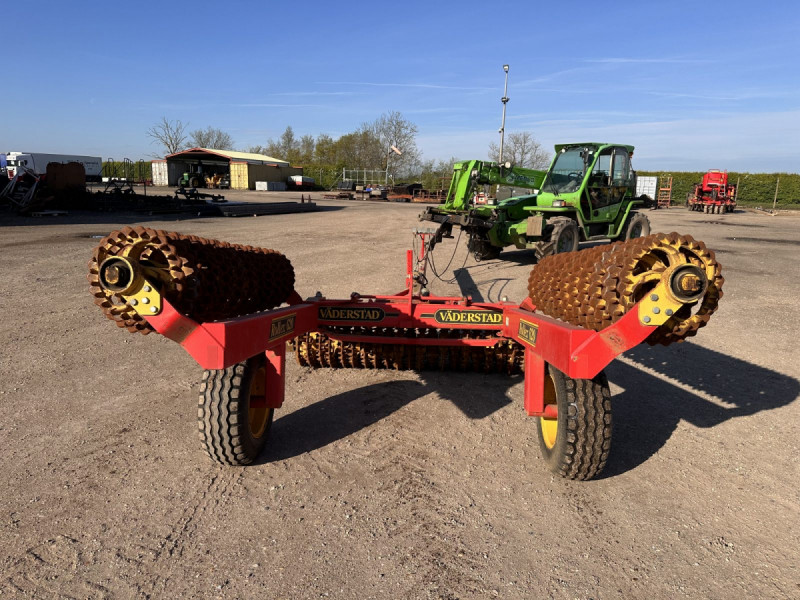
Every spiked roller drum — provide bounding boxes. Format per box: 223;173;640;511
527;232;723;345
293;329;524;374
88;226;295;333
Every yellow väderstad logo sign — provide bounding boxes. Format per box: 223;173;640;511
430;309;502;325
318;306;385;322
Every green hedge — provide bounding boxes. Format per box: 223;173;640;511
638;171;800;207
101;161;152;180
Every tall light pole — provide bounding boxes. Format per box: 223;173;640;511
499;64;510;164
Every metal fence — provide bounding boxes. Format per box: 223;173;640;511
342;168;394;187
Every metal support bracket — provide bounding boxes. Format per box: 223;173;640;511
122;276;162;317
637;280;685;327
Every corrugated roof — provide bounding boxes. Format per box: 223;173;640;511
166;147;289;166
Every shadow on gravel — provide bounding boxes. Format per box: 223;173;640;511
260;341;798;475
487;240;617;267
0;205;345;228
601;342;800;478
261;374;516;464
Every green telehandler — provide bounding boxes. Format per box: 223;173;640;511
419;143;652;260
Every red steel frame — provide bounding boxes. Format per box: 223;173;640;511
143;248;659;420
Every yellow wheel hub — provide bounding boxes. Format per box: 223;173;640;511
540;374;558;449
248;366;270;438
540;415;558;449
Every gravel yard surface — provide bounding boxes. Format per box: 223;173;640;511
1;195;798;599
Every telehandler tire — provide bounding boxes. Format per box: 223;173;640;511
198;353;274;465
534;217;579;260
469;238;501;261
475;246;501;261
536;365;612;480
624;212;651;240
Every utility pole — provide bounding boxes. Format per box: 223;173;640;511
499;64;510;164
772;175;780;210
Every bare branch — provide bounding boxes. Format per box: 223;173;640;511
146;117;188;156
489;132;549;169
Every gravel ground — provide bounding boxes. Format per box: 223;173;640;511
0;194;798;599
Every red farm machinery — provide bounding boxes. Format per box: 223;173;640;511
88;226;724;480
687;170;737;213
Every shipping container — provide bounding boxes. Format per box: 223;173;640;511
230;162;249;190
151;160;168;186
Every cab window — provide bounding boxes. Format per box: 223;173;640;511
612;149;631;185
586;147;630;208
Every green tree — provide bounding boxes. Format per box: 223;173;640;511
189;126;234;150
263;126;299;162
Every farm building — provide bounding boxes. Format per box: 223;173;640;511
151;148;303;190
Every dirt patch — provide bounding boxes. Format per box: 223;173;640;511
1;200;798;598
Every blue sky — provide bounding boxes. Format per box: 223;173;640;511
2;0;798;172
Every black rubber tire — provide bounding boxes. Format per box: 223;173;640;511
474;246;501;261
198;354;274;465
624;212;651;240
536;365;612;480
189;176;200;188
534;217;579;260
469;237;501;261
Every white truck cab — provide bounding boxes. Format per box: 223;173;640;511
5;152;103;181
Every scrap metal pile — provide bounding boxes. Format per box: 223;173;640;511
88;226;295;334
527;232;722;345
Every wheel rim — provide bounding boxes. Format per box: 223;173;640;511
540;374;558;449
630;222;643;238
248;365;270;438
556;229;575;253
